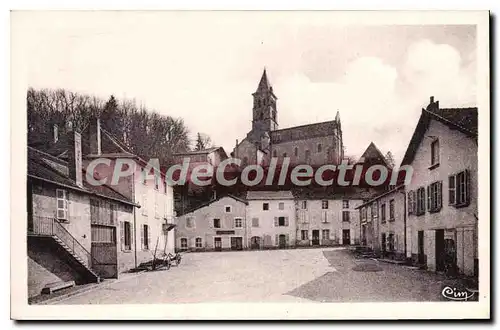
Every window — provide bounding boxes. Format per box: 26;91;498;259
388;233;395;252
142;193;148;215
301;230;308;240
305;150;311;162
186;217;194;228
449;170;471;207
278;202;284;210
428;181;443;212
301;201;307;210
275;216;288;227
408;191;415;215
342;211;350;222
371;203;378;220
120;221;132;251
225;206;232;213
278;216;285;226
234;218;243;228
142;168;147;185
389;199;395;221
322;211;329;223
252;217;259;227
195;237;202;248
321;200;329;209
416;187;426;215
431;139;440;166
322;229;330;240
56;189;68;220
342;200;349;209
180;238;188;249
109;204;116;225
381;203;386;222
213;218;221;228
154;174;159;190
263;203;269;211
294;147;298;157
141;224;150;250
273;150;277;157
317;144;322;153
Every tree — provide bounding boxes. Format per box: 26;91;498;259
194;133;212;151
385;151;395;168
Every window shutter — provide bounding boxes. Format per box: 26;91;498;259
285;234;290;246
285;217;289;227
465;169;471;204
140;225;144;250
275;234;279;246
412;191;417;214
148;225;152;249
130;223;134;246
426;186;430;211
120;221;125;250
449;175;456;205
274;217;278;227
407;191;413;214
438;181;443;210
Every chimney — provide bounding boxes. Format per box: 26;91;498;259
427;96;439;111
53;124;59;143
68;129;83;188
89;117;102;155
430;96;434;103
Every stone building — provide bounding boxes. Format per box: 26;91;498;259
233;69;344;167
175;195;248;251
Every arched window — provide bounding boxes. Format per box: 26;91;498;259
317;144;322;153
294;147;298;157
242;156;248;166
260;112;263;120
272;110;276;121
257;99;261;107
180;238;188;249
273;150;277;157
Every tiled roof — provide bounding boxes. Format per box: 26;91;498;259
246;190;294;200
292;187;376;200
179;194;248;216
28;147;137;206
430;107;478;135
357;142;388;166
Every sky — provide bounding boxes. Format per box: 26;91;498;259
15;11;477;165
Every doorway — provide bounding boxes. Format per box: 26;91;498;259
418;231;425;265
435;229;445;272
214;237;222;251
312;230;320;246
342;229;351;245
381;233;386;256
250;236;261;250
278;234;287;248
231;237;243;251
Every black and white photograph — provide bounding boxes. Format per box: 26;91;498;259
10;10;490;320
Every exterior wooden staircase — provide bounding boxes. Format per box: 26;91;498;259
28;216;101;284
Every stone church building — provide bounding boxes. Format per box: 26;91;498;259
233;69;344;167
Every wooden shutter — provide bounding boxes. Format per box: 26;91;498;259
285;217;289;227
274;217;278;227
285;234;290;246
426;186;430;211
148;225;152;250
438;181;443;210
120;221;125;250
407;192;413;214
140;225;144;250
275;234;279;246
465;169;471;204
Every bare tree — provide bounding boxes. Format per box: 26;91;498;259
194;132;212;151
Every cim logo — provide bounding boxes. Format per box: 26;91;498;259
441;286;475;301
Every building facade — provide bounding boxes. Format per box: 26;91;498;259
403;98;478;276
295;194;364;247
175;195;248;251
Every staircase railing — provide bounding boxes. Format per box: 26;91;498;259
29;216;100;270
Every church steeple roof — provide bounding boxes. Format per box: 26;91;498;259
256;68;272;93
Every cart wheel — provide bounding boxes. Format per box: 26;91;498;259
166;260;171;270
177;257;182;265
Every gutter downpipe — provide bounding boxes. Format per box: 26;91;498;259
133;169;138;269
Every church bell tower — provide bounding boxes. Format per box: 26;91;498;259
251;69;278;140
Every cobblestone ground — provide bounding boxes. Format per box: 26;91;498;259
54;248;475;304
